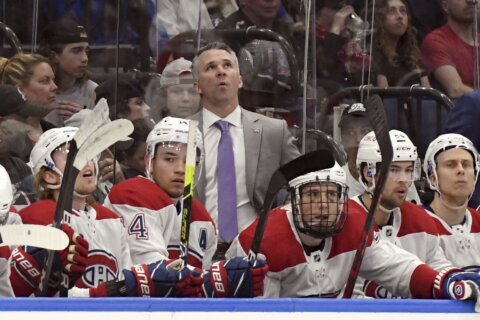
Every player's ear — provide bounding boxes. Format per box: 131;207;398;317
43;170;59;185
194;81;201;94
427;172;437;187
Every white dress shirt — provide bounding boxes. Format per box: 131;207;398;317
202;107;257;241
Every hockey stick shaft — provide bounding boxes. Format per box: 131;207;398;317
179;120;198;264
247;149;335;262
343;94;393;298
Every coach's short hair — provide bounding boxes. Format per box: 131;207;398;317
192;42;240;81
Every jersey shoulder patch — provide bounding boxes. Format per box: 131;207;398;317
107;177;173;210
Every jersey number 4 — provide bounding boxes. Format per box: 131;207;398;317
128;213;149;240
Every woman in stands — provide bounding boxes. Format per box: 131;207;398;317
371;0;430;87
0;53;58;136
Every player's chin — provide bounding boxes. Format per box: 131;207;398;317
167;187;184;199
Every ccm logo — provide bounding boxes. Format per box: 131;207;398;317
211;263;225;293
134;265;150;296
12;249;40;278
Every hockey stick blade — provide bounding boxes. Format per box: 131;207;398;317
343;94;393;298
306;129;347;166
73;119;134;170
73;98;110;147
0;224;69;250
180;120;198;264
247;149;335;262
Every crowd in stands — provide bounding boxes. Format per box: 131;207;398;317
0;0;479;304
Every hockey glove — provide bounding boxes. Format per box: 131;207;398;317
55;224;89;285
123;259;202;297
202;255;269;298
10;247;43;296
434;267;480;311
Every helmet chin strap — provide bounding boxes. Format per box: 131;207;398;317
73;190;89;198
434;180;470;210
438;193;468;211
378;204;394;213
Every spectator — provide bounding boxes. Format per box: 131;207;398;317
421;0;479;98
0;54;57;136
116;118;152;179
314;1;367;89
338;102;372;197
39;15;97;126
190;42;300;249
216;0;295;48
371;0;430;87
226;161;480;299
422;133;480;267
151;0;213;46
95;76;152;122
145;57;200;122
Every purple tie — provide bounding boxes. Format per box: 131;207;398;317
215;120;238;242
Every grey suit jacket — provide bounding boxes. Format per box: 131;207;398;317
191;107;301;212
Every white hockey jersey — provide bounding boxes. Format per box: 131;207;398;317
104;176;217;269
18;199;132;291
0;209;22;297
350;198;452;298
425;207;480;268
226;204;439;298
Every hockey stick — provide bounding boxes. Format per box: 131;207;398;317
37;118;133;296
179;120;198;265
306;129;348;166
0;224;68;250
343;94;393;298
247;149;335;263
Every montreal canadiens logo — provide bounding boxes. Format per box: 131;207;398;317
82;249;119;287
453;283;464;298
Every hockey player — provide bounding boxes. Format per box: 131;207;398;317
104;117;216;268
0;164;22;297
11;127;202;297
226;162;480;301
105;117;268;297
351;130;452;298
422;133;480;268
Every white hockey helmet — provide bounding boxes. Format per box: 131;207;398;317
145;117;203;177
423;133;480;192
289;162;348;239
29;127;78;177
0;164;13;224
356;130;417;192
